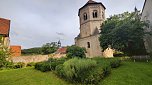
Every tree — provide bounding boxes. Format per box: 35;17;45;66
22;47;42;55
42;42;59;54
99;10;149;55
0;36;11;68
66;45;86;58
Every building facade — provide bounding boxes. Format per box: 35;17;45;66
141;0;152;53
0;18;10;47
75;0;106;57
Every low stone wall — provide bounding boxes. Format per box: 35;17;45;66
10;55;49;64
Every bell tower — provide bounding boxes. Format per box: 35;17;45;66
78;0;105;38
75;0;106;57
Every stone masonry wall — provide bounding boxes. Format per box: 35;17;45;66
11;55;49;64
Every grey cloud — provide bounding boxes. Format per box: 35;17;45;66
0;0;144;49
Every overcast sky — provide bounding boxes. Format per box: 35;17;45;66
0;0;145;49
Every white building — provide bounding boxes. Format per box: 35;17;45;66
141;0;152;53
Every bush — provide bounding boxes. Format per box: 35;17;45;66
0;46;11;68
35;58;66;72
14;62;25;68
35;62;51;72
55;58;97;83
66;45;86;58
5;61;14;69
110;59;121;68
102;63;111;77
34;62;42;70
55;58;121;84
0;61;14;69
83;66;104;84
47;58;66;70
55;64;65;78
27;62;35;67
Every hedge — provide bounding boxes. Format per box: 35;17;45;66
35;58;66;72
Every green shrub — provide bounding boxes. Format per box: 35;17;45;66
0;46;11;68
83;66;104;84
56;58;97;83
14;62;25;68
66;45;86;58
47;58;66;70
55;64;65;78
5;61;14;69
35;62;51;72
35;62;42;70
41;62;51;72
42;42;58;54
55;58;121;84
110;59;121;68
102;63;111;77
35;58;66;72
0;61;14;69
27;62;35;67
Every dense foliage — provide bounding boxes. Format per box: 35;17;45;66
42;42;59;54
0;45;11;68
66;45;86;58
35;62;51;72
26;62;35;67
99;10;149;55
55;58;97;83
14;62;26;68
34;58;66;72
22;47;42;55
55;58;121;84
22;42;60;55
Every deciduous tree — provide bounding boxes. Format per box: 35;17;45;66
99;10;149;55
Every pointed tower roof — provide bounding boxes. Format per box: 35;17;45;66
86;0;97;4
78;0;106;16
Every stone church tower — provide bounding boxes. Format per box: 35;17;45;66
75;0;106;57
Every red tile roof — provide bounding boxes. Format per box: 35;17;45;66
56;47;67;54
0;18;10;36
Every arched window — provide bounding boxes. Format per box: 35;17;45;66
87;42;90;48
93;10;98;18
83;13;87;20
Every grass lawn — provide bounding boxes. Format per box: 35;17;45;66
100;61;152;85
0;67;69;85
0;61;152;85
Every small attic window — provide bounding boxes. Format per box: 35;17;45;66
93;10;98;18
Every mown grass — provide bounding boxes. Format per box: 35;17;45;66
100;61;152;85
1;60;152;85
0;67;69;85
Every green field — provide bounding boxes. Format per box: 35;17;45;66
0;61;152;85
0;67;69;85
101;61;152;85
